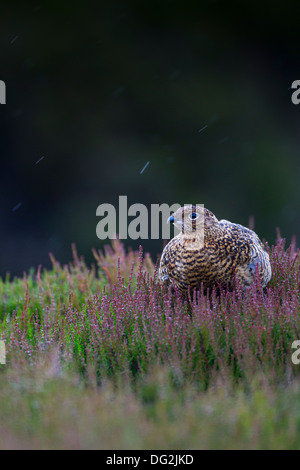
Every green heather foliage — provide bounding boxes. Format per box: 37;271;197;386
0;235;300;449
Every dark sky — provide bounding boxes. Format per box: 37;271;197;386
0;1;299;276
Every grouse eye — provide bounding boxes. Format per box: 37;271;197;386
189;212;199;220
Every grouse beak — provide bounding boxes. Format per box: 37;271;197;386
167;215;175;224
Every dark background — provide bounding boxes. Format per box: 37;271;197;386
0;0;299;276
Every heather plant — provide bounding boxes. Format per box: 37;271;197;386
0;233;299;449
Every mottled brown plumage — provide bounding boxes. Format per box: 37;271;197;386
159;205;271;292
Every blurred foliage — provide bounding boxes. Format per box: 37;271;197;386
2;364;300;449
0;237;299;449
0;0;299;275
